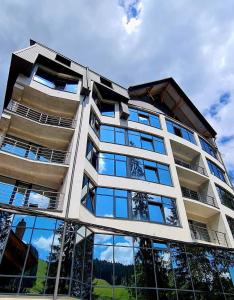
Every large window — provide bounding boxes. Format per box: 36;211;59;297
129;108;161;128
0;212;233;298
0;175;59;210
216;185;234;210
226;216;234;238
99;125;166;154
34;68;78;93
199;137;217;159
98;102;115;117
207;159;226;182
86;139;172;186
166;119;196;144
82;176;179;225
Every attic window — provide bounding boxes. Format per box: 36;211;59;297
100;77;113;89
55;54;71;67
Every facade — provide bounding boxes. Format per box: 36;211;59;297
0;40;233;299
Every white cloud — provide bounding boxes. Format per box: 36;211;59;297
32;234;59;251
0;0;234;176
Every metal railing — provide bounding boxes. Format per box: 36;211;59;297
0;181;63;211
189;224;228;247
175;158;207;176
0;136;70;164
7;100;76;129
181;187;217;207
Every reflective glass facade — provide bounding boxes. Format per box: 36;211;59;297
216;185;234;211
86;138;172;186
0;211;233;299
207;159;226;183
81;175;179;225
129;108;161;128
166;119;196;144
199;137;217;159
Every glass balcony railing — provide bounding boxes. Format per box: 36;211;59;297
175;158;207;176
189;223;228;247
0;181;63;211
0;136;70;164
181;186;217;207
7;100;76;128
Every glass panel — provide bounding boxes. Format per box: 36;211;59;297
150;114;160;128
145;167;158;183
137;289;157;300
0;276;20;293
134;247;156;287
114;246;135;286
0;181;15;205
158;165;172;186
94;234;113;245
128;132;141;148
96;195;113;218
93;245;114;285
116;197;128;218
115;129;125;145
114;287;136;299
141;137;154;151
129;109;138;122
154;250;175;288
65;82;77;93
138;114;149;125
116;160;127;177
114;236;133;247
100;103;115;117
129;158;145;180
97;187;113;196
154;138;165;154
20;276;46;294
34;217;57;229
92;287;113;299
131;192;149;221
98;157;115;175
148;204;164;223
100;126;115;143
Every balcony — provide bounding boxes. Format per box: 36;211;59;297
7;100;75;128
5;100;75;150
175;158;207;176
0;181;63;211
0;135;70;164
0;136;69;189
189;223;228;247
12;73;79;118
181;185;219;218
181;186;217;207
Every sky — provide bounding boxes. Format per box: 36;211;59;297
1;0;234;179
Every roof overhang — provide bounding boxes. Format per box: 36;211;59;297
128;78;216;138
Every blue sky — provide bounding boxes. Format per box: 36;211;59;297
0;0;234;178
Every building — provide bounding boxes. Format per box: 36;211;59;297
0;40;233;299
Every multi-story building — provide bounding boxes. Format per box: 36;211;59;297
0;40;233;300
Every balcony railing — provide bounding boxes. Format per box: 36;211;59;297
7;100;76;129
0;136;70;164
175;158;207;176
181;187;217;207
0;182;63;211
189;224;228;247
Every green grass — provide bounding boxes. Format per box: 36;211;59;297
24;259;48;294
93;279;135;299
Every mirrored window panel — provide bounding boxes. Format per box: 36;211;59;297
166;119;196;144
129;108;161;129
207;159;226;182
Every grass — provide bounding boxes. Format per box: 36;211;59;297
93;279;135;299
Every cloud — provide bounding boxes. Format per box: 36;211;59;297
32;234;59;252
0;0;234;180
219;135;234;145
204;92;231;119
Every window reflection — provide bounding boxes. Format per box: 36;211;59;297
129;108;161;129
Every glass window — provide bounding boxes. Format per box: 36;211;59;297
115;128;125;145
129;157;145;180
128;131;141;148
116;197;128;218
131;192;149;221
158;164;172;185
144;166;159;183
98;153;115;175
148;204;164;223
207;159;226;182
141;136;154;151
100;126;115;143
226;216;234;238
99;102;115;117
200;137;217;158
154;249;175;288
96;194;113;218
166;119;196;144
129;108;161;129
216;185;234;210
